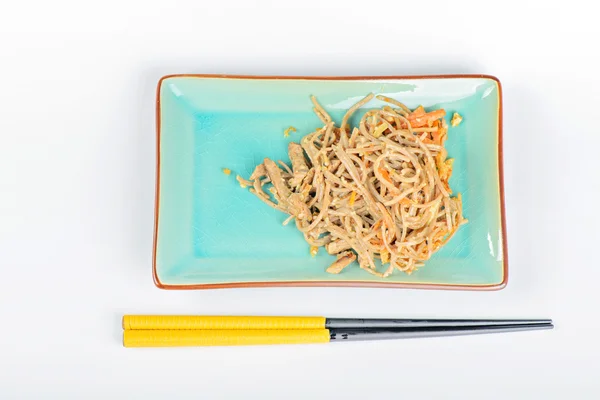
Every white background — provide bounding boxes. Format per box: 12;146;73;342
0;0;597;398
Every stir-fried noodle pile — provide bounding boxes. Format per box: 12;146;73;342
237;94;466;277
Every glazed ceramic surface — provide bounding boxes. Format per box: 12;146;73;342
154;75;506;290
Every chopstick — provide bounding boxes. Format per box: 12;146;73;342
122;316;553;347
123;325;553;348
122;315;552;330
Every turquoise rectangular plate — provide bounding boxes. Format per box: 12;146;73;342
153;74;507;290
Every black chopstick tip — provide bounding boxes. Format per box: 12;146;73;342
326;317;555;329
328;322;554;342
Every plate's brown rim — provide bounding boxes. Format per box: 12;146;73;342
152;74;507;291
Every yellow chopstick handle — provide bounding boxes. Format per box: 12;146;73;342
123;329;331;347
122;315;326;330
